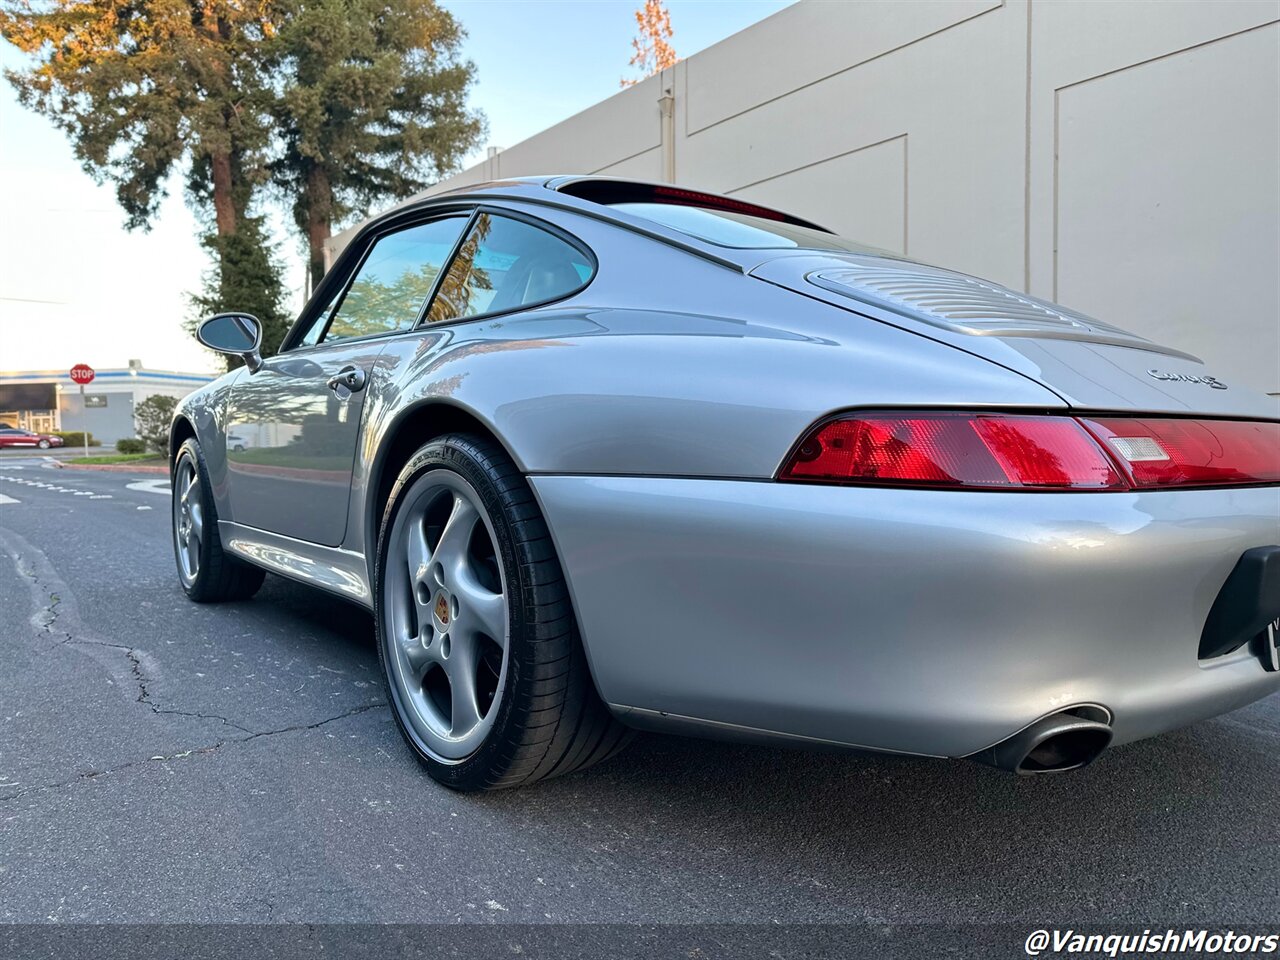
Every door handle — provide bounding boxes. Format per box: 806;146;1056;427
326;365;367;397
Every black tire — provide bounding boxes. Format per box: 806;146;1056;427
375;433;633;791
37;440;50;449
172;437;265;603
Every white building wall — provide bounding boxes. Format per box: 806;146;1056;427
331;0;1280;393
0;367;214;443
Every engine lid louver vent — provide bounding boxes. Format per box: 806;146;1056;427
808;259;1172;352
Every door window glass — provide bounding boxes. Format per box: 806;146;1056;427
426;213;593;323
306;216;468;345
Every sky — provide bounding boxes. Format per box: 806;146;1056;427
0;0;792;375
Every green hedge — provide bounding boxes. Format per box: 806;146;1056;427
115;438;148;454
51;431;101;447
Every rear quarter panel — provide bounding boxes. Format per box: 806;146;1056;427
752;254;1280;419
348;203;1065;558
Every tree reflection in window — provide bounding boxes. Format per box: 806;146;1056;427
428;212;494;323
427;213;592;323
323;216;468;343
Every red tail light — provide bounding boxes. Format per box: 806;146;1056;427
780;413;1125;490
1080;417;1280;488
780;413;1280;491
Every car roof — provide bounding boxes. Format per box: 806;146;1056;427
431;176;827;227
379;176;837;274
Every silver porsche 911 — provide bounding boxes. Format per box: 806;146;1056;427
171;176;1280;789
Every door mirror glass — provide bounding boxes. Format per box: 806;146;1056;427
198;313;264;372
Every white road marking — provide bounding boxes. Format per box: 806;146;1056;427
0;494;18;505
126;479;171;496
137;505;152;511
0;473;116;504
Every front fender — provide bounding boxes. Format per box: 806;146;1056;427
171;369;243;517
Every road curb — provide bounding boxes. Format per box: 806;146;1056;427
59;462;169;475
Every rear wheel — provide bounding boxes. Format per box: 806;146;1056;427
375;434;632;791
172;438;265;602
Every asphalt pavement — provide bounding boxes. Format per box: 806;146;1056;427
1;458;1278;941
0;447;84;461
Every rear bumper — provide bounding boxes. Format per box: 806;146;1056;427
531;477;1280;757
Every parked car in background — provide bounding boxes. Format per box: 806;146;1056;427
0;425;65;449
169;177;1280;792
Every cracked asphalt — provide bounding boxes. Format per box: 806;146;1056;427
1;460;1279;931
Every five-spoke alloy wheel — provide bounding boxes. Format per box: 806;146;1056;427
173;453;205;586
375;434;633;791
171;438;265;602
384;470;510;760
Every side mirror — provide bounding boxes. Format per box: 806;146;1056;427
197;313;264;373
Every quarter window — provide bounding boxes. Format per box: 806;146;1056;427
426;213;593;323
303;216;469;346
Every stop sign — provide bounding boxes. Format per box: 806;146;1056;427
70;364;95;385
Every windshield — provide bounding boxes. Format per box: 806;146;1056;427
611;202;896;256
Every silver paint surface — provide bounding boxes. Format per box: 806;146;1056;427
531;476;1280;757
171;177;1280;760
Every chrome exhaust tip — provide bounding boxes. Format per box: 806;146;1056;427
971;710;1113;775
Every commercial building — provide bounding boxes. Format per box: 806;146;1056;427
0;361;214;444
332;0;1280;395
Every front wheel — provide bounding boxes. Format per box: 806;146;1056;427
37;440;50;449
375;434;633;791
172;438;265;602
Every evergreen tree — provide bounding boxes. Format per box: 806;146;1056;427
270;0;485;291
2;0;288;367
188;217;292;367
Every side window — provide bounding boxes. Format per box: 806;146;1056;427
426;213;593;323
298;216;469;347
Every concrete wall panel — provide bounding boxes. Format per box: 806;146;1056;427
730;134;907;254
1053;22;1280;392
333;0;1280;392
683;0;1001;135
591;146;664;179
490;78;662;178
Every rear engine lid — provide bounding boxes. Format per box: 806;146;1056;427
753;253;1279;419
808;257;1182;354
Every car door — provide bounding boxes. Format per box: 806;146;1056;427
224;213;472;546
4;429;37;447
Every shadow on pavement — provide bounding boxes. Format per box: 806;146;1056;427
253;571;1279;920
